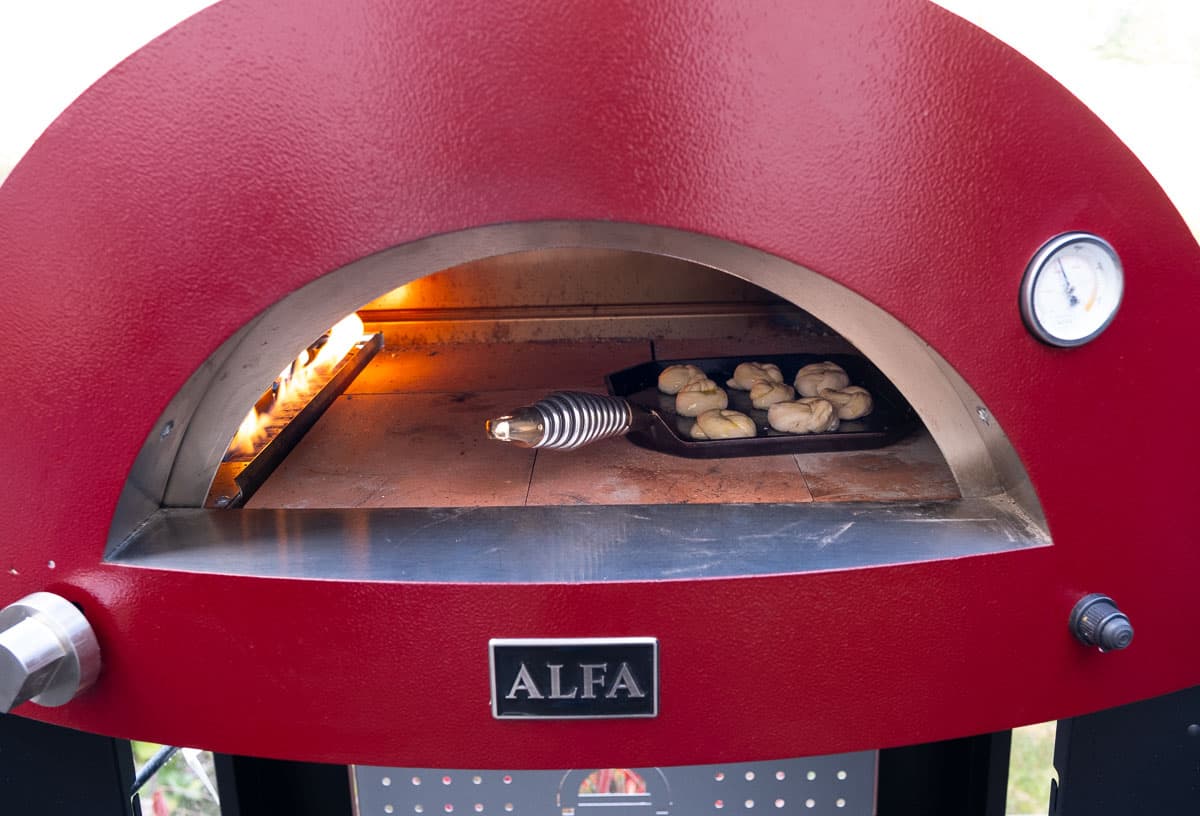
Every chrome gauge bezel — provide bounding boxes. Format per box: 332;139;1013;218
1020;232;1124;348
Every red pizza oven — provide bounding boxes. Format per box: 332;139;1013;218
1;0;1198;813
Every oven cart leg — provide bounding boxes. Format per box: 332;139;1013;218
213;752;353;815
0;714;138;815
877;730;1011;815
1051;683;1200;814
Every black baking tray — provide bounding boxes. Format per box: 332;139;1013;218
605;353;918;458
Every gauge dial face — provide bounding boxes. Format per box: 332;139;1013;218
1021;233;1124;347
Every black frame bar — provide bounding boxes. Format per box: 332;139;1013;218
0;714;138;815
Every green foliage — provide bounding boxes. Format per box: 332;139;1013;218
1005;722;1056;816
132;742;220;816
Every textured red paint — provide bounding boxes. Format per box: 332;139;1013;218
0;0;1198;767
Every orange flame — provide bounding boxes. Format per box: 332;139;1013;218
227;312;365;459
229;405;271;456
313;312;365;374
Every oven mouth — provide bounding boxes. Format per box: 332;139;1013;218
106;221;1047;578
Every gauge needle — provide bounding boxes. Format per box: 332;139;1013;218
1057;260;1079;307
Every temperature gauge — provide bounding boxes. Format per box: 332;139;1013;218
1020;232;1124;347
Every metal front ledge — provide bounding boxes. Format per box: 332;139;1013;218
109;498;1045;582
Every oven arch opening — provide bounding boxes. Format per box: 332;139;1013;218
107;221;1046;574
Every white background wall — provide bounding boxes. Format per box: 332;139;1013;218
1;1;1197;238
935;0;1200;238
0;0;215;183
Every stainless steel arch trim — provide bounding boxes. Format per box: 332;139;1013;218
108;221;1042;552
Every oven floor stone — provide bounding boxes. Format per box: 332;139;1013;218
248;340;960;509
248;389;544;509
795;431;959;502
526;438;813;506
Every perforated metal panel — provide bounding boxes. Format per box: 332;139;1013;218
353;752;875;816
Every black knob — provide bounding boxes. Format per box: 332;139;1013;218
1070;594;1134;652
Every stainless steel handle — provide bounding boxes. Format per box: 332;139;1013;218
486;391;634;451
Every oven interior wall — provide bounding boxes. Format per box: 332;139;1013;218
237;249;959;510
